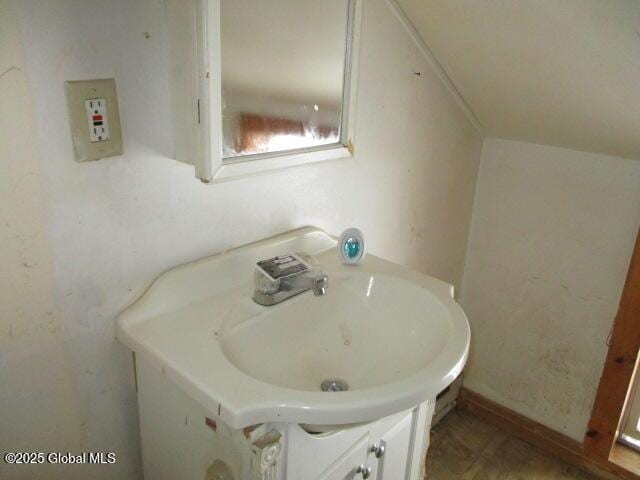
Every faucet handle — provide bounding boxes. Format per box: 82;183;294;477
312;274;329;296
254;268;280;295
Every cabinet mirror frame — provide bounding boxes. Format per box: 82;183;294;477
194;0;362;183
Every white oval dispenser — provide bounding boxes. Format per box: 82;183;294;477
339;228;366;265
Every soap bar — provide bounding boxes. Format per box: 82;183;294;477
256;254;310;280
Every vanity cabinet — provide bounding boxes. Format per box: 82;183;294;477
118;228;469;480
136;353;435;480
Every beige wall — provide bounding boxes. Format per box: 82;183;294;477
461;138;640;441
0;0;482;478
0;0;88;474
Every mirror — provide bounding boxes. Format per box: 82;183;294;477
220;0;352;160
165;0;361;182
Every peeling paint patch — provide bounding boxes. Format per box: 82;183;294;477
242;425;258;439
205;417;216;431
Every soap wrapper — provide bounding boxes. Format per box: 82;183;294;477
256;254;311;281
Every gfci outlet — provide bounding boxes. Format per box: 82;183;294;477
65;79;123;162
85;98;110;142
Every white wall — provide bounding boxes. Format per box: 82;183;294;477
0;0;482;478
461;138;640;441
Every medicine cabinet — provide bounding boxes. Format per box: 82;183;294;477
166;0;362;183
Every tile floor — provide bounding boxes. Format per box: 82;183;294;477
425;409;600;479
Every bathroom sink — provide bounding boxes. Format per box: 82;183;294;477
220;273;451;392
116;227;469;429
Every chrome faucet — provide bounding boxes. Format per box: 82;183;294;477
253;254;329;306
282;271;329;296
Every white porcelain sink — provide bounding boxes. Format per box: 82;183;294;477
221;272;451;392
116;228;469;429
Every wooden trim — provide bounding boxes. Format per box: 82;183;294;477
458;388;640;480
585;228;640;459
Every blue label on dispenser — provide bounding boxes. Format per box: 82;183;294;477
343;237;361;259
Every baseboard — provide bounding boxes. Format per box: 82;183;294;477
458;388;639;480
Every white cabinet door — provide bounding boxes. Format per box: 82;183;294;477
370;412;414;480
317;434;370;480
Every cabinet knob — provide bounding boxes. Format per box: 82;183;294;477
371;443;385;458
356;464;372;479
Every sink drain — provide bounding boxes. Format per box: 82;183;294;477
321;379;349;392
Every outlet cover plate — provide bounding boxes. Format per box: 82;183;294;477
65;78;123;162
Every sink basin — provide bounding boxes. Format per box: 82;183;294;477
116;227;470;429
220;273;450;392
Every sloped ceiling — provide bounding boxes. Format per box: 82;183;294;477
397;0;640;161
